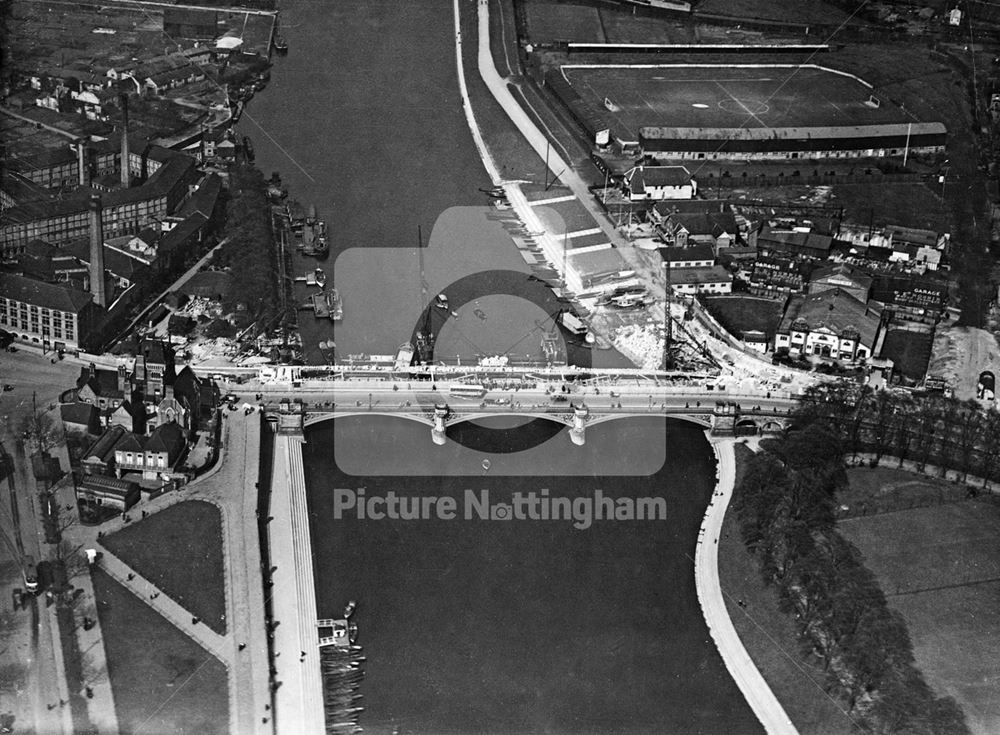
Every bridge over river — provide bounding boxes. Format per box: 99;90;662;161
257;380;800;444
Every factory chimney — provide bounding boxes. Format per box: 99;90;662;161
76;139;88;186
88;194;107;308
120;93;130;187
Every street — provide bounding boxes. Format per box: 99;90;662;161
0;350;79;734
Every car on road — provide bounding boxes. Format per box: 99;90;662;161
2;384;13;392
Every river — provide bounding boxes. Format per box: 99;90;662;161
246;0;759;731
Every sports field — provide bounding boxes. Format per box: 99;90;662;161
562;65;912;137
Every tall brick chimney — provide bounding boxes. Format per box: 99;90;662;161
119;93;130;187
89;194;107;308
76;139;88;186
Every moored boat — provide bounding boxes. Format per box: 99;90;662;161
394;343;414;370
328;289;343;321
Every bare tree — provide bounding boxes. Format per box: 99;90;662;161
20;407;64;456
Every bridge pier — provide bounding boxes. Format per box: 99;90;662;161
569;405;588;446
431;404;449;446
276;399;305;436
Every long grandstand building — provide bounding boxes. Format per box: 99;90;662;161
640;123;947;162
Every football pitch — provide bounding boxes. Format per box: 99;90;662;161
562;64;914;136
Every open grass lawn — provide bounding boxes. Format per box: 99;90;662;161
719;444;863;734
91;567;228;735
839;477;1000;735
703;296;784;340
838;465;970;517
101;500;227;635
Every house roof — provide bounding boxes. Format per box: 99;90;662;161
115;432;145;453
660;243;716;264
159;212;208;255
668;211;737;238
77;366;124;398
175;173;222;220
626;166;692;193
885;224;938;247
669;265;733;285
83;425;126;461
80;474;138;497
779;288;883;347
63;238;150;283
60;401;98;426
0;272;97;314
810;262;873;291
140;338;174;366
173;365;203;405
146;421;185;455
758;229;833;257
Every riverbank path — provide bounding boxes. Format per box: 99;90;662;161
697;438;798;735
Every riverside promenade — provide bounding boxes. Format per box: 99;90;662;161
696;438;798;735
61;411;273;735
268;430;325;734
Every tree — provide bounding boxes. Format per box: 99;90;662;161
951;400;983;482
20;406;64;456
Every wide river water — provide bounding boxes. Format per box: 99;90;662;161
247;0;760;731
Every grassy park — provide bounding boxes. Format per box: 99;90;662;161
100;500;227;635
839;468;1000;735
91;567;228;735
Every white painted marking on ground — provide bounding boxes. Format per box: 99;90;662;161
529;194;576;206
565;227;603;239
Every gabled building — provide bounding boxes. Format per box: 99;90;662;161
648;200;739;249
622;166;695;201
153;384;194;435
668;266;733;295
77;474;140;512
173;365;214;421
659;243;717;269
76;363;130;410
114;422;186;480
60;402;100;435
775;288;885;362
108;399;146;435
0;272;104;352
757;228;833;261
80;425;126;476
808;262;873;303
135;339;175;400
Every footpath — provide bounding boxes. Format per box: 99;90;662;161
58;411;272;735
696;438;798;735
